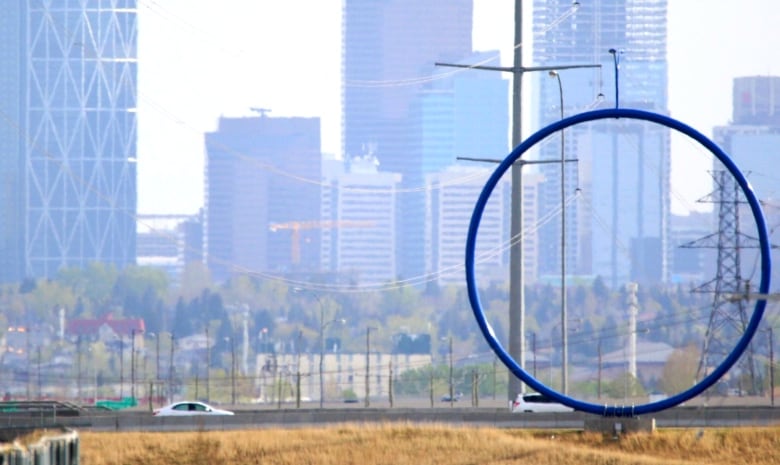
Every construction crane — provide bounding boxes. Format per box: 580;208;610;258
269;220;375;264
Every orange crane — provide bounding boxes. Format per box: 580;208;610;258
269;220;375;264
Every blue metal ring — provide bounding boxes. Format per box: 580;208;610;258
465;107;772;416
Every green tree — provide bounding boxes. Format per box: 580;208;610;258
601;372;647;399
57;262;119;311
22;279;76;321
113;266;169;303
176;261;212;302
659;344;699;395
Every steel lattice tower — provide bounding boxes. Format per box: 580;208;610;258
682;170;761;393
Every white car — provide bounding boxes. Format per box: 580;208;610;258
153;401;234;416
510;393;574;413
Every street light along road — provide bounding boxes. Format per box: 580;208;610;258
365;326;378;407
294;287;345;409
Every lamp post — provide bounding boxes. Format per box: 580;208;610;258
76;336;82;402
130;329;137;400
205;327;210;402
294;287;339;409
119;335;124;398
295;329;302;409
550;318;581;390
448;336;454;407
89;345;98;405
549;69;569;395
293;287;331;408
763;326;775;407
225;337;236;405
365;326;378;408
319;314;345;409
530;332;537;378
154;332;160;382
168;333;175;403
314;293;326;409
37;346;42;399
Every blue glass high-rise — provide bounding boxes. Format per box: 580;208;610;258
0;2;138;282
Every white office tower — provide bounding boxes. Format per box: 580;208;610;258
321;155;402;285
425;165;544;288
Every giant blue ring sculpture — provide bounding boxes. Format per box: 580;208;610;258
465;108;772;416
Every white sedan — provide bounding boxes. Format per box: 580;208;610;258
153;401;234;416
510;393;574;413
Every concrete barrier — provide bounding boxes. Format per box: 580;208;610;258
0;428;79;465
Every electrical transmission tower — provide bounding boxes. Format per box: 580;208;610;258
681;170;762;394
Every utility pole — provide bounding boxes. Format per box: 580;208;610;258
388;361;394;408
37;346;42;399
205;327;210;402
598;338;603;399
155;332;160;383
531;331;537;378
448;336;454;407
769;327;775;407
119;336;124;398
77;336;82;402
437;0;599;400
131;329;136;400
168;333;175;403
365;327;377;408
229;337;236;405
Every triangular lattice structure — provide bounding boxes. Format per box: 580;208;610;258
22;4;137;278
681;171;761;393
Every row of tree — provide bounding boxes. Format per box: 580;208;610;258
1;261;731;367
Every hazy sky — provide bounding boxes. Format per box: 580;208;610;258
136;0;780;216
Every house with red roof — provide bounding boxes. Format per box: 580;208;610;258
66;313;145;349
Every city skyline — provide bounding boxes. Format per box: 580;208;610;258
137;0;780;216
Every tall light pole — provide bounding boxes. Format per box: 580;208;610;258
153;332;160;383
205;327;210;402
37;346;42;399
319;314;345;408
770;326;775;407
148;332;158;405
549;69;568;395
168;333;175;403
448;336;454;407
119;334;124;398
437;1;600;400
365;326;377;408
294;287;341;409
76;336;82;402
225;337;236;405
313;292;327;409
130;328;137;400
295;329;302;409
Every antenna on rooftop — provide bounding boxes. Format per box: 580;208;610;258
250;107;272;117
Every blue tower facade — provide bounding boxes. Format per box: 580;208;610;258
0;2;138;282
342;0;474;281
343;0;507;282
532;0;670;287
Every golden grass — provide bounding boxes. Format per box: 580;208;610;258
78;424;780;465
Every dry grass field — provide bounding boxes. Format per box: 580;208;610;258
77;424;780;465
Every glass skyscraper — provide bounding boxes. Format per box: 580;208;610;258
342;0;490;281
204;115;321;282
532;0;670;287
0;2;138;282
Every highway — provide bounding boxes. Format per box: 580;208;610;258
5;406;780;432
